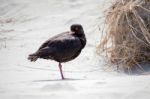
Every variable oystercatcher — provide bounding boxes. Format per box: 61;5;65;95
28;24;86;79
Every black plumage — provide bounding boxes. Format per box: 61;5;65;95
28;24;86;79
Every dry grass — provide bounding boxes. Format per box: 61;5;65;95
97;0;150;71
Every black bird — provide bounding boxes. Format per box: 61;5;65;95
28;24;86;79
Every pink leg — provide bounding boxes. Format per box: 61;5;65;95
58;63;65;80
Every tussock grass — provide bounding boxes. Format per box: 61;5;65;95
97;0;150;71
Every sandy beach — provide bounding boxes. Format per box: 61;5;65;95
0;0;150;99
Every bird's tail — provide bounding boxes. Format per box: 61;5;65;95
28;53;38;62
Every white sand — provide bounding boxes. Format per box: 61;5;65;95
0;0;150;99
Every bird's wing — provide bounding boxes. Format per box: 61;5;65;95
36;35;82;61
38;40;49;50
38;32;70;50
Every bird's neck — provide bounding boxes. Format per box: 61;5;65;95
73;31;86;48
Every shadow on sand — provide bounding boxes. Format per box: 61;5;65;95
33;78;85;82
124;62;150;75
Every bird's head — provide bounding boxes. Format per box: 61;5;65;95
70;24;84;33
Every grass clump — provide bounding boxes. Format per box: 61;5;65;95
97;0;150;72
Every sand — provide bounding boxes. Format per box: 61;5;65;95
0;0;150;99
